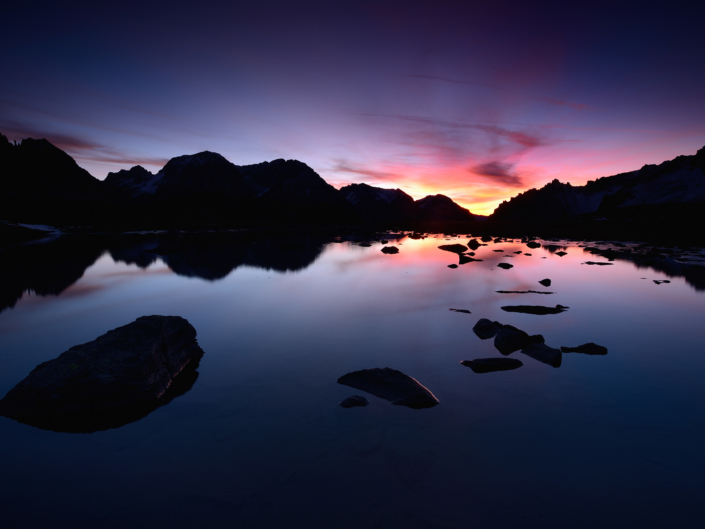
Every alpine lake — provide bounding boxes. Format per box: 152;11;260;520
2;231;705;528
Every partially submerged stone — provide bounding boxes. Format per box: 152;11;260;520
495;325;544;355
496;290;555;295
438;244;468;254
340;395;370;408
381;246;399;254
539;278;552;287
555;251;568;257
501;305;568;315
497;263;513;269
467;239;481;250
520;343;562;368
582;261;613;265
526;241;541;249
0;316;204;433
560;343;608;355
337;368;439;409
472;318;503;340
461;358;523;373
448;264;458;269
449;308;472;314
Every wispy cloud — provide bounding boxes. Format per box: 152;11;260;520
330;160;398;180
471;161;523;187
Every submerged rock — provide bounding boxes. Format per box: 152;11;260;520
497;263;513;270
472;318;503;339
496;290;555;295
448;264;458;269
381;246;399;254
0;316;204;433
461;358;523;373
340;395;370;408
337;367;439;409
501;305;568;315
582;261;613;265
459;254;482;264
520;343;562;368
555;251;568;257
526;241;541;249
438;244;468;254
449;308;472;314
560;343;608;355
467;239;481;250
495;325;544;355
539;278;552;287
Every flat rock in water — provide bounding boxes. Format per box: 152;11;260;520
539;278;552;287
438;244;468;254
496;290;555;295
448;264;458;269
556;251;568;256
337;367;439;409
495;325;544;355
461;358;523;373
497;263;513;269
340;395;370;408
449;308;471;314
583;261;612;265
501;305;567;315
473;318;503;340
459;254;482;264
561;343;608;355
520;343;562;368
526;241;541;249
0;316;204;433
381;246;399;254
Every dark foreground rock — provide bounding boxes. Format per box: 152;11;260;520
501;305;568;315
467;239;481;250
472;318;503;339
539;278;552;287
337;368;439;409
381;246;399;254
0;316;204;433
583;261;613;265
495;325;545;354
526;241;541;249
461;358;523;373
438;244;468;253
520;343;562;368
561;343;608;355
497;263;513;269
340;395;370;408
449;308;471;313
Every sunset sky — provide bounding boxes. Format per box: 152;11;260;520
3;0;704;214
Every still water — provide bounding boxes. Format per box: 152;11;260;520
1;233;704;528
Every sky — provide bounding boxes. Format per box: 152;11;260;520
2;0;705;215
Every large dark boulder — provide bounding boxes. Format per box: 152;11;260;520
461;358;523;373
0;316;204;432
337;367;439;409
438;244;468;254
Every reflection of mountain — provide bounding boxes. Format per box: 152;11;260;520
0;233;339;312
0;236;106;312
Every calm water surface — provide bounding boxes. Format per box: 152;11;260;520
1;234;704;528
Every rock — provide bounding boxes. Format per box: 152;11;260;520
467;239;481;250
381;246;399;254
495;290;555;294
337;368;439;409
653;279;671;285
524;253;532;256
340;395;370;408
358;242;372;247
497;263;513;269
495;325;544;355
526;241;541;249
449;308;471;314
520;343;562;367
472;318;503;339
459;255;482;264
582;261;613;265
501;305;568;315
448;264;458;269
0;316;204;433
514;251;522;254
481;235;493;242
560;343;608;355
539;278;551;287
493;249;504;252
438;244;468;253
555;251;568;257
461;358;523;373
